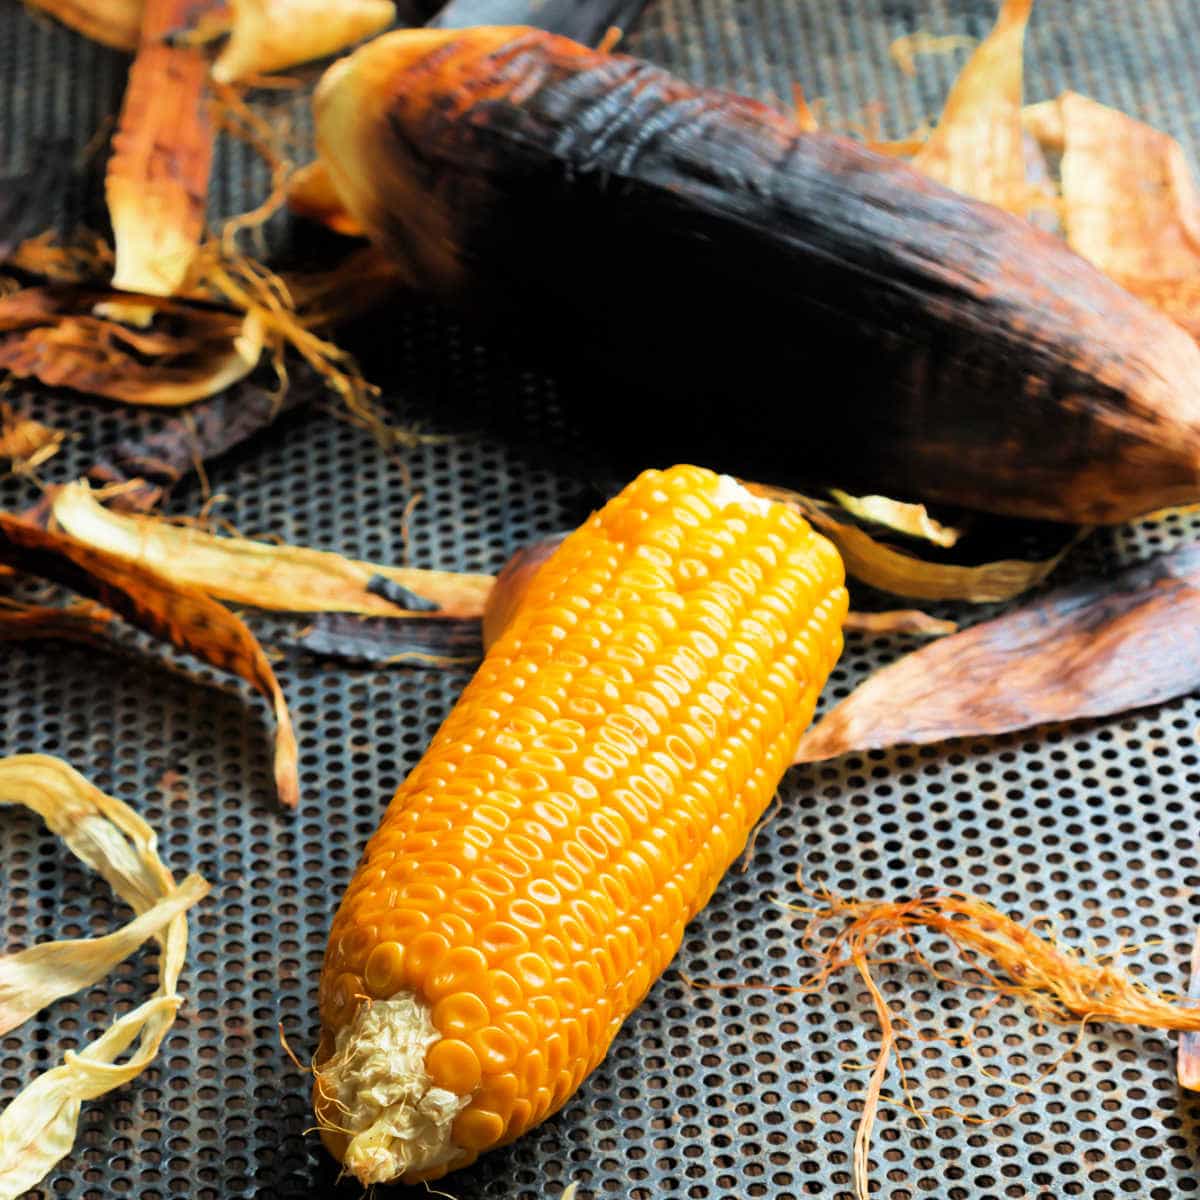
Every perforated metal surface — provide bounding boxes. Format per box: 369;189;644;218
3;2;1200;1198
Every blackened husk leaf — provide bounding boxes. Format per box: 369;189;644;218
0;515;298;807
87;364;320;506
285;613;482;667
427;0;649;44
366;574;442;612
314;28;1200;524
793;543;1200;762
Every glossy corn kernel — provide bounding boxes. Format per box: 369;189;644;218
315;465;847;1183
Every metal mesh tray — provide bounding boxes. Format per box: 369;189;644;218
3;2;1200;1197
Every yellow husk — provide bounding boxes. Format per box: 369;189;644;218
212;0;396;84
0;755;209;1200
828;489;961;548
911;0;1037;213
842;610;957;638
22;0;142;50
51;481;494;618
745;482;1081;603
889;32;977;78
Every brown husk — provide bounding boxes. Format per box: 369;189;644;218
794;542;1200;763
1024;90;1200;340
51;481;493;619
86;365;320;507
0;597;117;645
0;404;65;474
0;513;298;807
107;0;216;298
285;612;483;667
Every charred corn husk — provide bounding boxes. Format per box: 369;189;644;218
107;0;215;298
313;27;1200;525
314;466;847;1182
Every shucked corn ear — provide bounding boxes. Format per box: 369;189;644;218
312;28;1200;524
314;466;848;1182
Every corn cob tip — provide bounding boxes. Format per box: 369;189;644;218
314;992;468;1183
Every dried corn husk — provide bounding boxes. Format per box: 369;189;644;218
0;598;116;644
286;160;366;237
746;482;1082;603
1024;90;1200;340
212;0;396;84
108;0;216;298
51;481;493;618
0;404;65;474
793;543;1200;763
827;489;960;548
286;612;483;667
21;0;143;50
911;0;1042;214
0;513;298;807
0;755;209;1200
888;31;976;79
0;287;262;405
841;609;957;638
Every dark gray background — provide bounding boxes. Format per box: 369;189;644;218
3;2;1200;1197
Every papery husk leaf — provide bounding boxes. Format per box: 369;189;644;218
828;489;960;548
0;755;209;1200
87;367;318;506
0;514;299;807
51;481;493;619
0;287;262;406
1026;91;1200;339
20;0;143;50
0;598;116;645
286;160;367;237
1179;929;1200;1090
0;876;207;1037
888;31;976;78
0;404;65;474
911;0;1037;213
3;232;114;285
794;543;1200;763
286;612;483;667
108;0;216;297
842;609;957;638
211;0;396;84
747;482;1080;603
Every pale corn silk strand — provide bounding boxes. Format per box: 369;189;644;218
0;755;210;1200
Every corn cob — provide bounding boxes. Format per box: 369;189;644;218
312;27;1200;525
314;465;847;1183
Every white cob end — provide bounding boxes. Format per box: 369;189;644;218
714;474;773;515
316;991;467;1184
